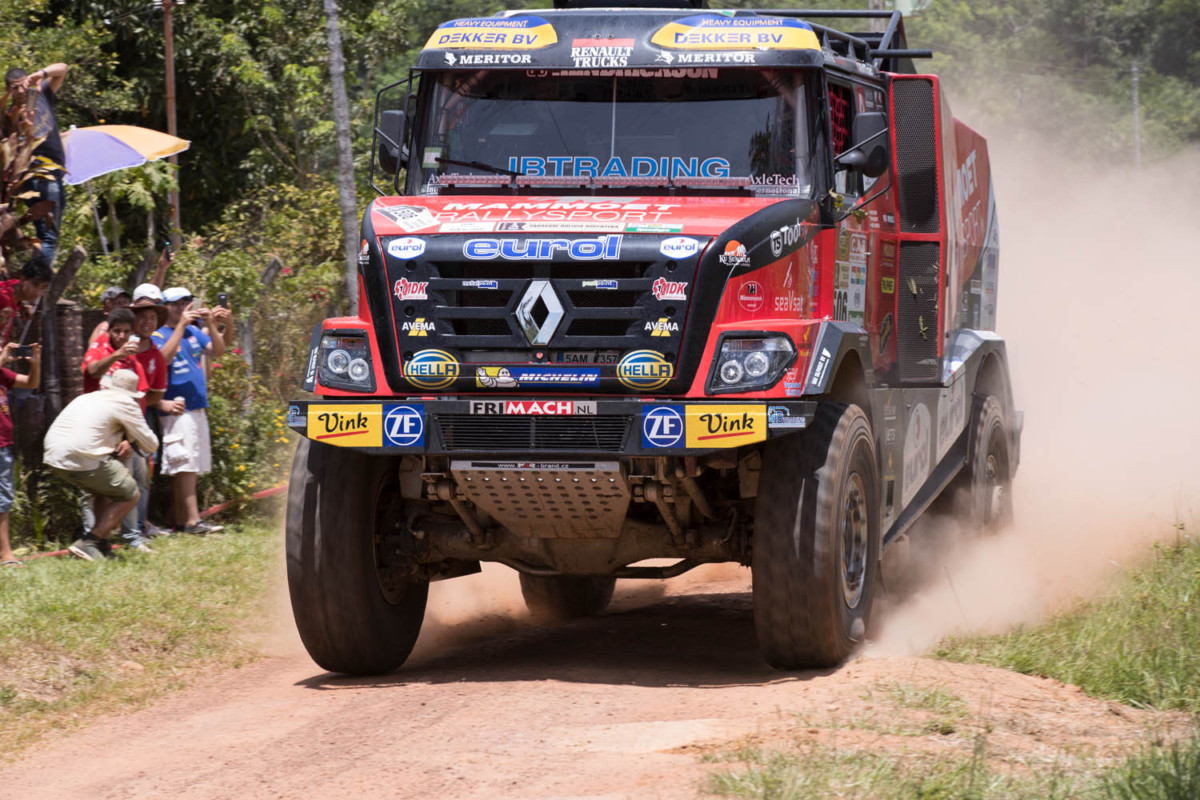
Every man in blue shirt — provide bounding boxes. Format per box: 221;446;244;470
152;286;233;534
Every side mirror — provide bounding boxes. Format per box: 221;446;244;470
835;111;889;179
377;109;407;175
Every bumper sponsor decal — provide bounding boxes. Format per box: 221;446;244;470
642;405;685;448
684;405;767;448
383;404;425;448
475;365;600;388
767;406;807;429
307;405;381;447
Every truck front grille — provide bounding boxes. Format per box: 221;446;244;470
435;414;630;452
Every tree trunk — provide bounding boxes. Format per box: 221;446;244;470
322;0;360;316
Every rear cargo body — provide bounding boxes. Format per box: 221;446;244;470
285;4;1020;676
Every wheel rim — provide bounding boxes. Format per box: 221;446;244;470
983;428;1007;526
841;472;869;609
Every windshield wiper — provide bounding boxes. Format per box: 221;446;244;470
434;156;523;178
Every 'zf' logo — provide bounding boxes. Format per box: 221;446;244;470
384;405;424;447
642;405;684;448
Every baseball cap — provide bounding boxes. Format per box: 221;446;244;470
163;286;194;303
100;369;145;399
101;286;130;304
132;283;163;303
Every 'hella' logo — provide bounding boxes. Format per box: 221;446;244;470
659;237;701;259
404;349;459;390
463;235;622;261
387;237;426;259
617;350;673;391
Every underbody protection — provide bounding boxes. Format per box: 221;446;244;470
286;0;1021;676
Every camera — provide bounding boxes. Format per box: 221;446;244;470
13;345;32;359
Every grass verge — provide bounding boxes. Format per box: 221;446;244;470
0;522;279;753
935;527;1200;712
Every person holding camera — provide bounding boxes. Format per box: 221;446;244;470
152;288;231;535
0;341;40;566
0;256;52;348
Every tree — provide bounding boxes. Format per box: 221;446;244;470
323;0;360;315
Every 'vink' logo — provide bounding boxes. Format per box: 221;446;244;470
463;235;622;261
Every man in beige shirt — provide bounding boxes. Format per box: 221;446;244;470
44;370;159;561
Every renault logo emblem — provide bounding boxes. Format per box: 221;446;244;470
515;280;564;345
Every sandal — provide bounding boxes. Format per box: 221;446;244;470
2;560;24;567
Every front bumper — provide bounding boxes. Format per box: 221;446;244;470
286;397;816;456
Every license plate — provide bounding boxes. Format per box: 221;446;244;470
555;350;620;365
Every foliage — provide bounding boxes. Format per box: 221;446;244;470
0;521;277;753
8;458;82;550
1102;736;1200;800
935;524;1200;712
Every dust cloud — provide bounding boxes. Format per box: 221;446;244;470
871;137;1200;655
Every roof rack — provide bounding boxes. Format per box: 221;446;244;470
754;9;933;72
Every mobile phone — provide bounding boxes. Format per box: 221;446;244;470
217;292;230;309
13;345;32;359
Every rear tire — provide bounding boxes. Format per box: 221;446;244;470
286;439;428;675
752;403;880;669
963;394;1013;533
519;574;616;623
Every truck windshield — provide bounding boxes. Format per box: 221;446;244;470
410;68;820;197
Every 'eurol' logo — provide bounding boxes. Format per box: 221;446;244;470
617;350;673;391
659;237;701;259
404;349;459;390
387;237;426;259
463;235;622;261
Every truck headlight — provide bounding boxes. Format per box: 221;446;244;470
707;334;796;394
318;333;376;392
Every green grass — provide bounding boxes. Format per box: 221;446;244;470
0;522;279;752
935;527;1200;712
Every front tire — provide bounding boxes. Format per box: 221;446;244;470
963;394;1013;533
752;403;880;669
519;574;616;623
286;439;428;675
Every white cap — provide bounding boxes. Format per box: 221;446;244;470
163;286;193;303
132;283;163;303
100;369;145;399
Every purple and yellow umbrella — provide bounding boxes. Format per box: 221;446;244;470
62;124;190;185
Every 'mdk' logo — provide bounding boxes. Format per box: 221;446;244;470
404;349;459;389
617;350;673;391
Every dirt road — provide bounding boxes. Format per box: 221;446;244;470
4;564;1176;800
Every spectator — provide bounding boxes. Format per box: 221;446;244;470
83;308;147;395
87;286;131;346
0;255;52;348
45;369;158;562
132;282;163;305
0;341;40;566
128;295;176;545
153;287;231;534
3;63;69;266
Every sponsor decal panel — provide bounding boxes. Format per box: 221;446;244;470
809;347;832;388
582;279;618;290
463;235;622;260
571;37;634;69
383;404;425;448
936;374;968;462
287;404;303;428
373;204;437;232
617;350;673;391
767;406;807;429
394;277;429;301
684;405;767;448
504;155;730;179
645;318;678;337
443;52;531;66
738;280;764;313
387;237;426;259
659;236;701;259
307;405;382;447
463;279;498;290
405;349;460;390
358;239;370;266
425;16;558;50
469;400;598;415
902;402;932;507
651;15;821;51
719;240;750;268
475;366;600;389
642;405;685;448
403;318;435;337
652;278;687;301
627;223;683;233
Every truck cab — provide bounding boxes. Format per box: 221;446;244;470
286;1;1021;676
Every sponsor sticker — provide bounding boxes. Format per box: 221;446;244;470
809;347;832;388
307;404;382;447
383;404;425;448
582;279;618;290
443;52;531;66
651;15;821;51
494;220;626;233
879;313;893;355
402;318;435;337
394;277;429;301
642;405;685;448
475;366;600;389
738;280;764;313
626;223;683;233
468;399;598;415
440;222;497;233
651;277;687;301
767;406;807;429
404;349;459;389
425;16;558;50
645;318;678;337
616;350;673;391
358;239;370;266
902;402;932;506
684;405;767;448
881;276;895;294
505;155;730;179
719;240;750;268
571;37;634;68
387;237;426;259
463;235;622;260
659;237;701;259
373;204;437;232
287;404;302;428
463;279;499;290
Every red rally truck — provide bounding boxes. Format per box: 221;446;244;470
285;1;1021;675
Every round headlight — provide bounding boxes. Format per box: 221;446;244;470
347;358;371;382
327;349;351;374
743;350;770;378
719;359;744;385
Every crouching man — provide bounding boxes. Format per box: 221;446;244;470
44;369;159;561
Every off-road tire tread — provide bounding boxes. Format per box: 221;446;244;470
965;393;1012;532
752;403;879;669
286;440;427;675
